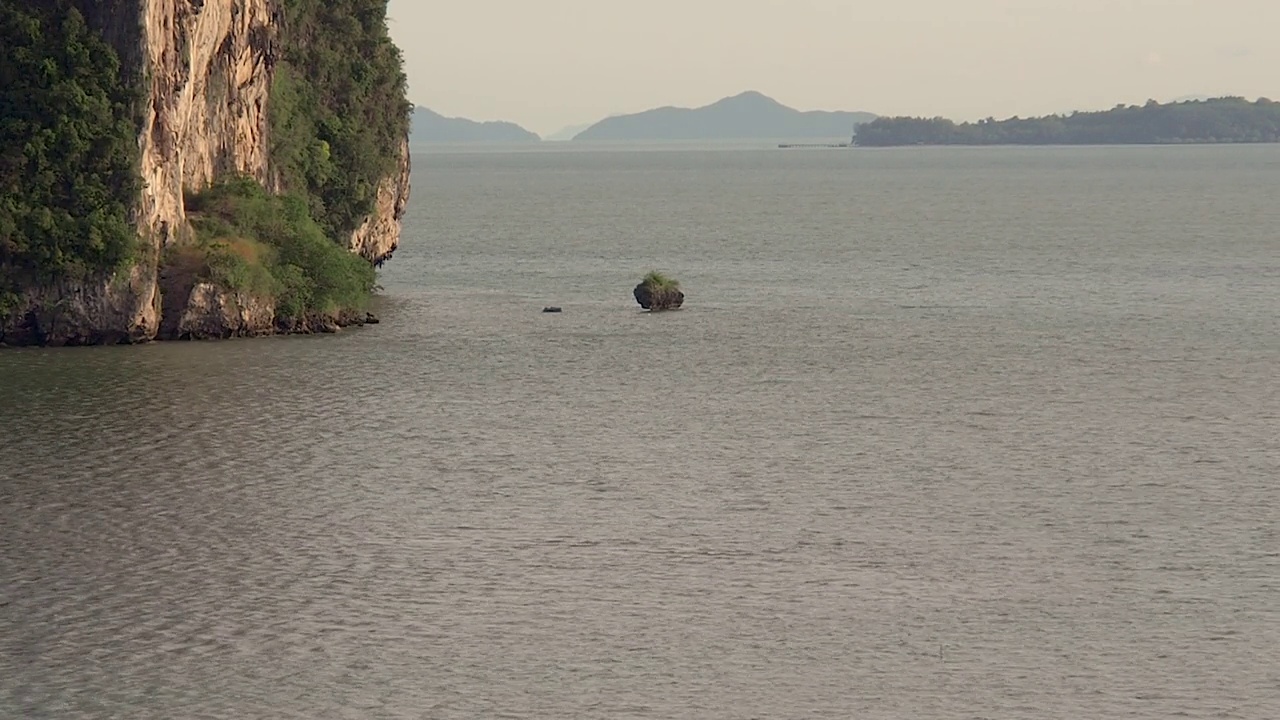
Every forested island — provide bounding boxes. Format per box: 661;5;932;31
1;0;412;345
854;97;1280;146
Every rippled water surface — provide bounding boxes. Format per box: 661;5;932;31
2;145;1279;719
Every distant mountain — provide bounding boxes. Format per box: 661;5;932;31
572;91;876;141
410;107;540;144
544;122;595;142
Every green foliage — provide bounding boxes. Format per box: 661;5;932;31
185;178;375;316
175;2;409;319
0;0;407;327
0;1;142;294
641;271;681;290
201;240;277;299
0;287;19;317
855;97;1280;146
270;0;410;240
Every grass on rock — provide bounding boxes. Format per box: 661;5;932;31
640;271;680;290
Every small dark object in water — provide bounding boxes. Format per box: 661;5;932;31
364;312;381;324
543;306;562;313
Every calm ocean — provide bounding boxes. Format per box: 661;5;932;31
2;144;1277;719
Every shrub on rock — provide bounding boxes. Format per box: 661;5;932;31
634;271;684;311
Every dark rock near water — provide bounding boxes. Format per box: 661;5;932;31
272;308;370;336
1;269;158;346
634;284;684;312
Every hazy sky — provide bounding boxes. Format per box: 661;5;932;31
388;0;1278;136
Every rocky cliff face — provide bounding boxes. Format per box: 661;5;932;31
0;0;409;346
348;138;412;266
0;264;159;346
140;0;275;246
161;282;276;341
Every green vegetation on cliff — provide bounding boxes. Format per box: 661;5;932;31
175;0;409;321
854;98;1280;146
181;178;375;318
1;0;409;329
0;1;141;301
270;0;412;240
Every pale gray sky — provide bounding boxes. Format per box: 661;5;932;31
388;0;1278;136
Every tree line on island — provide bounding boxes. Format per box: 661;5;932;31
854;97;1280;146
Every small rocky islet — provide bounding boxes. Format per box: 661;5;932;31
633;271;685;312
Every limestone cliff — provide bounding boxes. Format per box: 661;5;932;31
348;138;412;266
0;0;410;346
139;0;275;246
